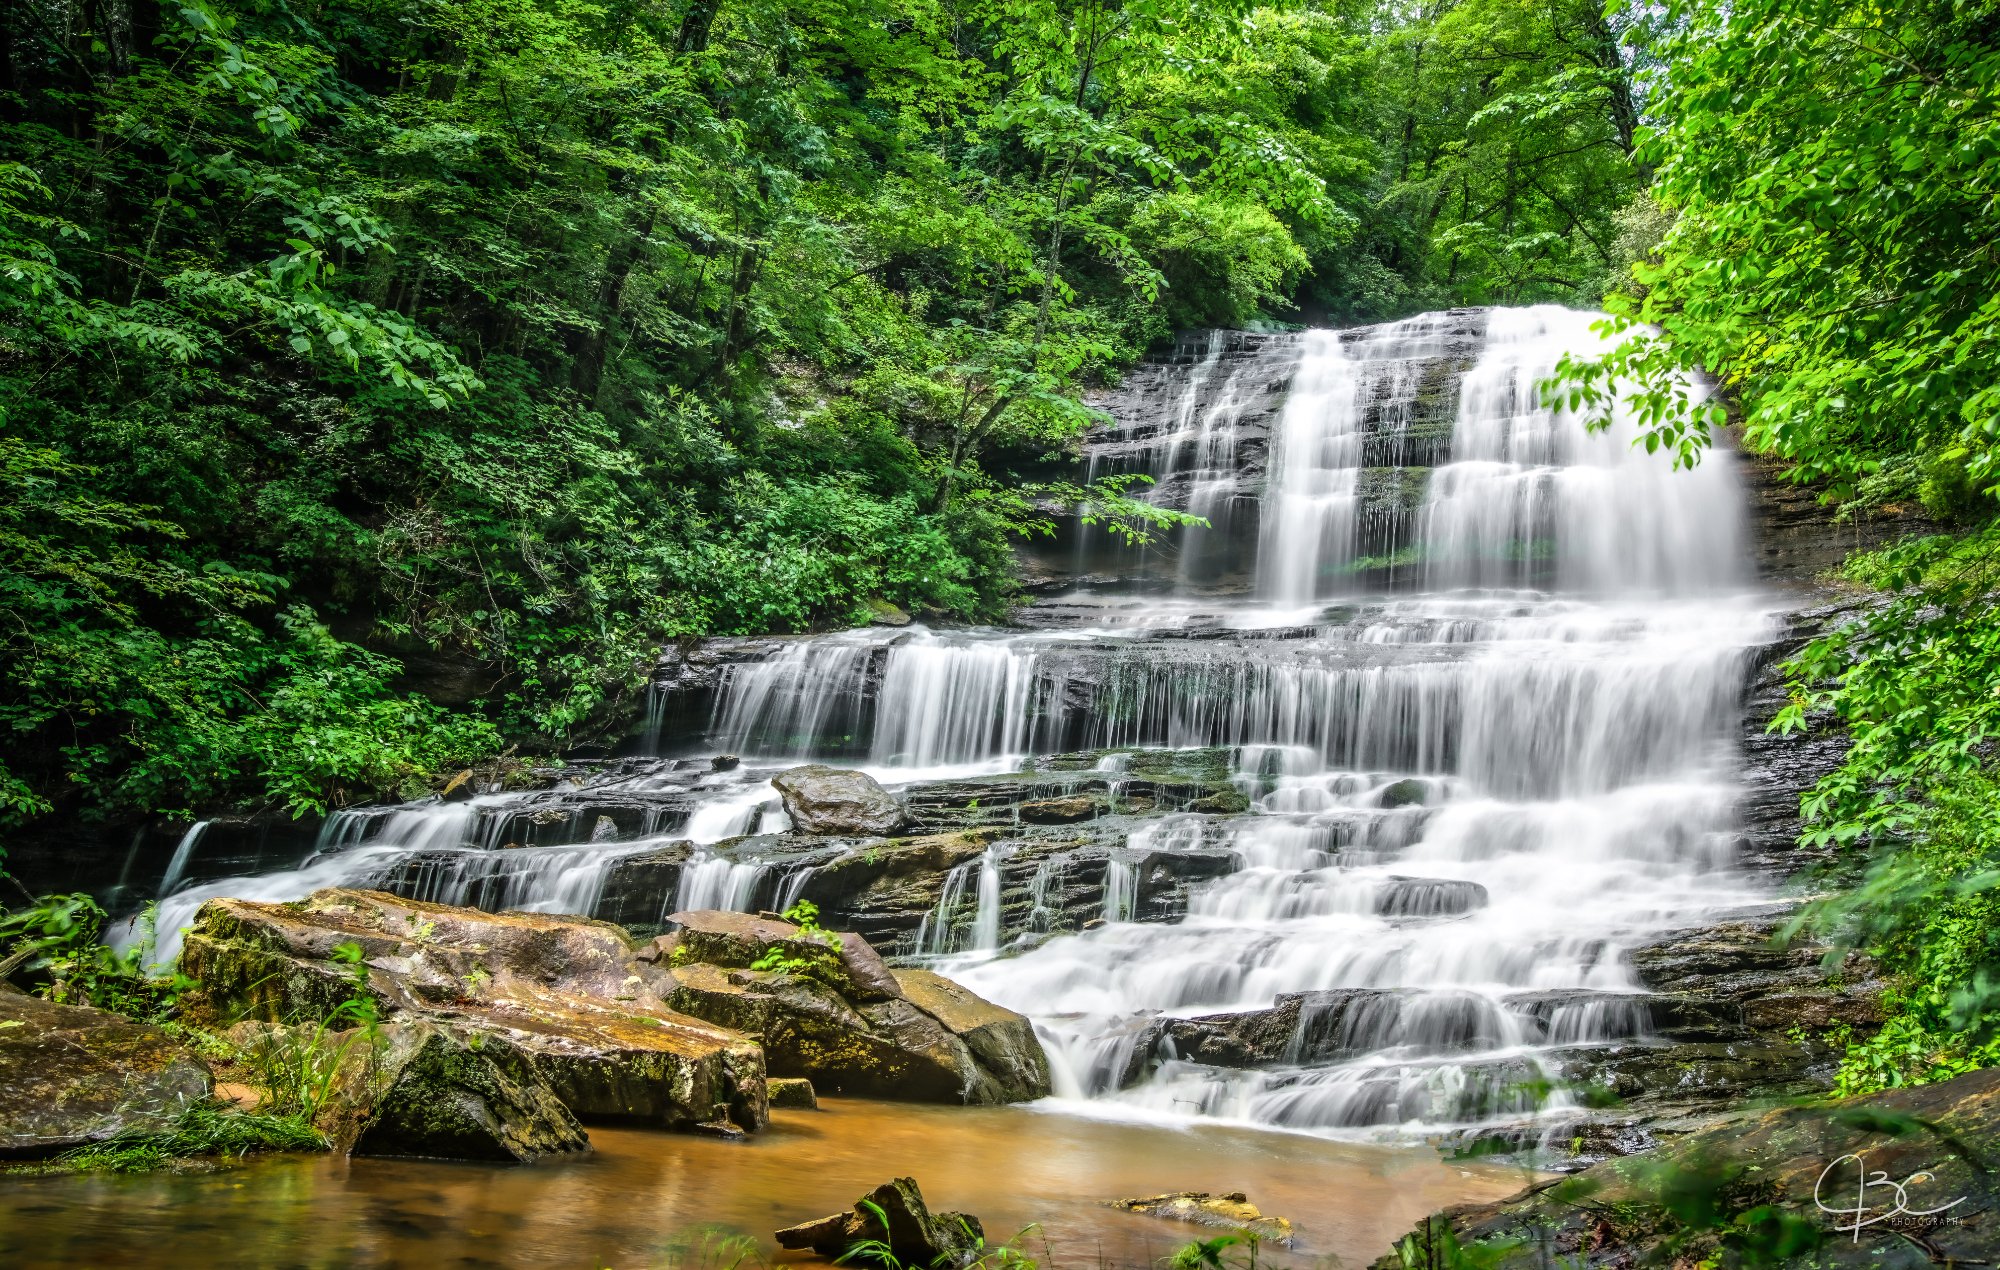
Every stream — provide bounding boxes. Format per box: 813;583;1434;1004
66;305;1786;1260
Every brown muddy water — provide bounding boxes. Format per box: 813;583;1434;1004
0;1099;1526;1269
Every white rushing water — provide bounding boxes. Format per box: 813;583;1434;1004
701;304;1776;1135
125;306;1778;1142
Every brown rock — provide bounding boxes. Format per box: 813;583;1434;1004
777;1177;984;1264
892;968;1053;1101
179;889;769;1139
0;993;213;1157
1109;1192;1295;1245
1018;795;1103;824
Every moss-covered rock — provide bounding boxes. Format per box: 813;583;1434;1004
892;968;1051;1102
177;889;770;1141
0;991;212;1158
338;1022;589;1163
664;958;1050;1104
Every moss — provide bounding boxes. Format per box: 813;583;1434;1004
4;1102;327;1175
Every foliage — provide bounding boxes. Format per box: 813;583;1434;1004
1170;1231;1267;1270
1769;529;2000;1090
0;885;189;1018
0;0;1658;837
1550;0;2000;509
5;1101;326;1175
1533;0;2000;1094
234;940;383;1119
834;1200;1039;1269
751;899;849;985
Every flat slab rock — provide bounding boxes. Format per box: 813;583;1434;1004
0;990;213;1157
1108;1192;1296;1245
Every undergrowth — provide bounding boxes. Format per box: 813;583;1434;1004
6;1101;326;1176
1779;525;2000;1091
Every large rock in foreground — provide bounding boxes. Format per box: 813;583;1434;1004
777;1177;985;1265
1378;1066;2000;1270
180;889;769;1145
0;990;213;1157
772;765;909;835
661;912;1051;1104
339;1021;589;1162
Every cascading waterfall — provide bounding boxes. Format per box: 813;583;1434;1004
940;304;1771;1135
121;305;1779;1144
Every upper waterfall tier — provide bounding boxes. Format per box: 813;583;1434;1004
1068;305;1745;601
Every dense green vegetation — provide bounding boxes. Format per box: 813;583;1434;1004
1565;0;2000;1091
0;0;1649;826
7;0;1999;1111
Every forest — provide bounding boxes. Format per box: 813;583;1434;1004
3;0;2000;1175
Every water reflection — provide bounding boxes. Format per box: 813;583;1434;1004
1;1100;1524;1269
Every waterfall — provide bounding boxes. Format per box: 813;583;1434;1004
156;821;208;898
126;306;1780;1142
1102;858;1138;923
916;862;977;955
675;851;770;914
938;305;1778;1135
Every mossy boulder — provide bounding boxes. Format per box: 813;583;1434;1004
0;991;213;1157
892;968;1051;1102
663;908;901;1002
336;1021;589;1163
177;889;769;1141
664;958;1048;1104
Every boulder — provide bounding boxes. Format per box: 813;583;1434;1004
668;962;992;1103
772;765;909;836
769;1077;818;1109
664;960;1050;1104
892;968;1052;1102
336;1021;589;1163
1378;778;1431;808
777;1177;984;1265
178;889;770;1139
0;991;213;1157
1108;1192;1295;1246
665;910;903;1003
447;993;767;1132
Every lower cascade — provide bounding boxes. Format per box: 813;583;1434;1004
130;305;1783;1140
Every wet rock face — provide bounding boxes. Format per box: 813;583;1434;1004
772;765;909;836
179;889;770;1145
0;991;213;1157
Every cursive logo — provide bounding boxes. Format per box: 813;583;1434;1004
1813;1151;1968;1241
